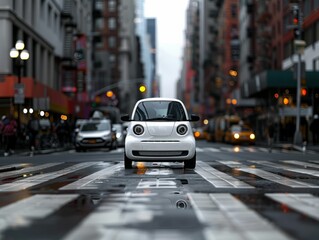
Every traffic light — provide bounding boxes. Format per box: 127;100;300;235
139;84;146;93
301;88;307;96
106;90;114;98
292;5;301;39
283;97;290;105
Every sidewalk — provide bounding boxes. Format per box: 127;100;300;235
0;142;73;157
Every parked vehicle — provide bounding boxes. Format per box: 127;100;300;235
75;119;115;151
113;123;125;147
121;98;199;169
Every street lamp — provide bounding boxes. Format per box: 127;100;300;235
9;40;29;136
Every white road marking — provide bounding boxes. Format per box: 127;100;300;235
60;163;121;190
0;163;63;179
189;193;292;240
137;178;177;188
204;147;221;152
219;161;319;188
0;162;98;192
0;194;78;236
196;161;254;188
250;160;319;177
266;193;319;221
284;160;319;169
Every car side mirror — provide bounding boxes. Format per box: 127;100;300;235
121;114;131;121
190;114;200;122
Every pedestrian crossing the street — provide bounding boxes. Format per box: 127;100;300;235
0;160;319;239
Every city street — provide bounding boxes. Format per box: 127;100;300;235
0;140;318;240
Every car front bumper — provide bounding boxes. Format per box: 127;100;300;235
125;135;196;161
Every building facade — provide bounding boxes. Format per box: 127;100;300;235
0;0;91;124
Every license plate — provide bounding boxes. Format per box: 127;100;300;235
88;139;96;144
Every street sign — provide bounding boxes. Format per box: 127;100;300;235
14;83;25;104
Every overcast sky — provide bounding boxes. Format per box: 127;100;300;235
144;0;189;98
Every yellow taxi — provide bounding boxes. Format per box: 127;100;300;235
224;124;256;145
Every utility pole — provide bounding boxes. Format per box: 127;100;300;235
292;0;305;145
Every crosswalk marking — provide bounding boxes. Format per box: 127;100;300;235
284;160;319;169
219;160;319;188
250;160;319;178
108;146;310;154
60;163;121;190
0;194;78;236
0;162;98;192
196;162;254;188
0;163;63;179
266;193;319;221
189;193;292;240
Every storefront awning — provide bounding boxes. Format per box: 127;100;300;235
241;70;319;98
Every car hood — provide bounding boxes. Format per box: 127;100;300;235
79;130;111;138
146;122;175;136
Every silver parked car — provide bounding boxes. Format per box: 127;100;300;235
75;119;115;151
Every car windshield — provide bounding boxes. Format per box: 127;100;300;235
231;125;251;132
133;101;187;121
81;121;110;131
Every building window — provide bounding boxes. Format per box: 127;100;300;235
95;18;104;30
231;4;237;18
108;18;116;29
108;37;116;48
48;5;52;27
108;0;116;12
95;0;103;10
40;0;45;19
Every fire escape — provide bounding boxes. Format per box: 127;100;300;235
60;0;78;96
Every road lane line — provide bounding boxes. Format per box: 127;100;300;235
0;163;63;179
188;193;292;240
0;194;78;237
195;161;254;189
0;162;98;192
284;160;319;169
250;160;319;178
205;147;221;152
266;193;319;221
219;161;319;188
60;163;121;190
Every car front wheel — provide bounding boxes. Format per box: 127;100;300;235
124;152;132;169
184;153;196;169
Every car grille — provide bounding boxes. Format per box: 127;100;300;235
82;138;104;144
132;151;188;157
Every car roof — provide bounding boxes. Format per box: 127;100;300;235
136;97;184;104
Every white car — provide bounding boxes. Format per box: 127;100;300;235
75;119;116;151
121;98;200;169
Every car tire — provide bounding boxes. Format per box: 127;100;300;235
184;153;196;169
124;153;132;169
75;147;82;152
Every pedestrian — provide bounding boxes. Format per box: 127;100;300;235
2;115;17;156
310;114;319;145
267;123;275;153
27;115;40;154
0;115;5;149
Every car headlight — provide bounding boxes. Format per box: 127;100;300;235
250;133;255;140
133;124;144;135
76;133;84;141
234;133;240;139
177;124;188;135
